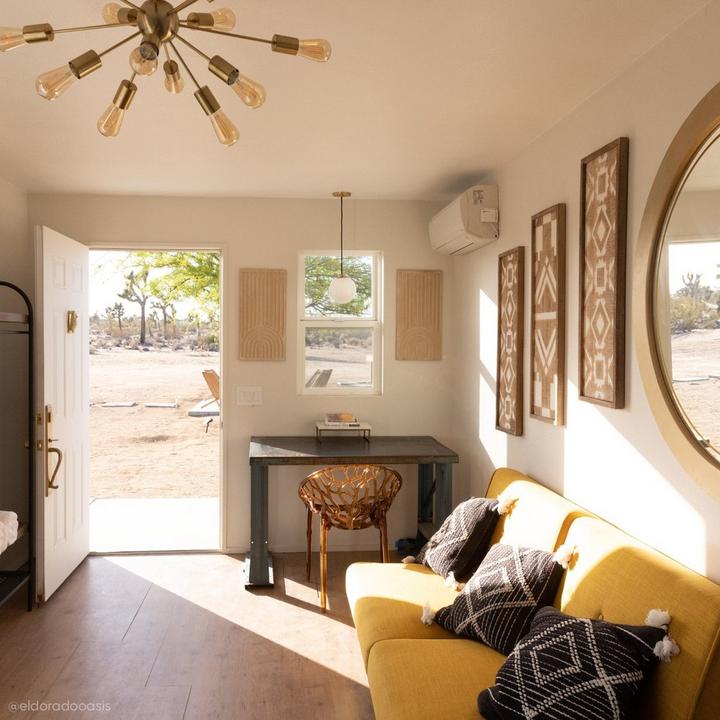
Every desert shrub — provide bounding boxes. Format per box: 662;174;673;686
671;296;705;333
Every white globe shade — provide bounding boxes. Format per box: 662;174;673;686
328;276;357;304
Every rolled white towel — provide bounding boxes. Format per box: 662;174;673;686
0;511;18;549
0;523;8;555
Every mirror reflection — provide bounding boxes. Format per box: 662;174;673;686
657;136;720;462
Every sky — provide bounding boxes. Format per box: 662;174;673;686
89;251;209;319
668;241;719;294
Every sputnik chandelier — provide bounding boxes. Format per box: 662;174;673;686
0;1;332;146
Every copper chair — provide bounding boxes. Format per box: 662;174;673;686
299;464;402;611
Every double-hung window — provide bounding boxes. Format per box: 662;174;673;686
299;251;382;395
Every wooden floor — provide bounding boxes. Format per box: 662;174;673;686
0;552;378;719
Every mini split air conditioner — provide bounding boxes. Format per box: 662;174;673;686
429;185;499;255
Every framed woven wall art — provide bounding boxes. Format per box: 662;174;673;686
531;204;566;425
579;137;629;409
239;268;287;361
496;246;525;436
396;270;443;361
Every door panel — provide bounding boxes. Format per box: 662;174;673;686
36;226;89;600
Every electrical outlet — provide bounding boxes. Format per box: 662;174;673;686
237;386;263;406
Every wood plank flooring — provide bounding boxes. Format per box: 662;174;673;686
0;552;378;720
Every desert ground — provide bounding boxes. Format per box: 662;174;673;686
90;348;220;499
671;328;720;453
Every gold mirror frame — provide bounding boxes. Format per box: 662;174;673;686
636;81;720;498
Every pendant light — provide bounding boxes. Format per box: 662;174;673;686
328;191;357;305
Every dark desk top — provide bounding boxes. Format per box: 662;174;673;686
249;436;459;466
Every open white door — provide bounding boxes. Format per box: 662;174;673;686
35;226;89;601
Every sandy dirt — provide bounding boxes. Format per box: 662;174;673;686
671;328;720;453
90;349;220;499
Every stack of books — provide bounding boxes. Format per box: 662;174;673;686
324;412;361;427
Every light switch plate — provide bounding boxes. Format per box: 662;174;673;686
237;386;263;406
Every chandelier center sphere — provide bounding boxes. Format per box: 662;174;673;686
138;0;179;43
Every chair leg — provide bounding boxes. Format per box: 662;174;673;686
320;518;329;612
379;515;389;563
306;509;313;581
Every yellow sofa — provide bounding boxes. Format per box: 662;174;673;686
346;468;720;720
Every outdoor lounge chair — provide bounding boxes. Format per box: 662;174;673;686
201;369;220;432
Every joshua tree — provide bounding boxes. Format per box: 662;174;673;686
105;302;125;334
150;286;176;339
119;270;152;344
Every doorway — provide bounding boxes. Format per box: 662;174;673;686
88;250;221;552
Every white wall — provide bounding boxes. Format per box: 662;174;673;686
0;176;30;570
26;195;450;552
450;0;720;581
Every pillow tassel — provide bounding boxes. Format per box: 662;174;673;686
421;602;436;626
495;491;518;516
645;609;671;630
444;571;464;591
654;635;680;663
401;555;416;565
553;543;576;570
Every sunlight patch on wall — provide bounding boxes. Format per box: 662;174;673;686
562;388;707;575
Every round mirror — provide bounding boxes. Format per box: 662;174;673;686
654;129;720;465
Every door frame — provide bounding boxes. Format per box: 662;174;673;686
87;242;227;555
88;242;227;555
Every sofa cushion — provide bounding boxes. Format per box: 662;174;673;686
486;468;588;551
368;639;504;720
559;517;720;720
478;605;665;720
435;543;564;654
346;562;459;667
415;497;500;581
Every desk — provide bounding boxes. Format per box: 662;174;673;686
246;435;459;588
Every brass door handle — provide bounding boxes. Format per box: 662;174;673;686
47;447;63;492
44;405;63;496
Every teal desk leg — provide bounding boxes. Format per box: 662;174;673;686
244;463;274;588
434;463;453;526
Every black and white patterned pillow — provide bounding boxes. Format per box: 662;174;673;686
434;543;563;655
413;497;500;581
478;606;667;720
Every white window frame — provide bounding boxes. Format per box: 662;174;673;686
298;250;383;396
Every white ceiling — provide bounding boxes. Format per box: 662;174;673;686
0;0;710;198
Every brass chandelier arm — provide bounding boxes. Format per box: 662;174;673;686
170;0;204;15
169;40;202;90
54;23;135;35
178;23;273;46
98;30;142;59
118;0;145;12
175;33;211;62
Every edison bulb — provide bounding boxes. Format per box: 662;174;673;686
0;27;25;53
129;47;157;75
232;74;265;109
97;79;136;138
208;110;239;147
211;8;236;31
97;105;126;138
102;3;123;24
36;65;76;101
298;38;332;62
328;276;357;304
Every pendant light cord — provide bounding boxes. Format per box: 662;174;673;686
340;194;345;277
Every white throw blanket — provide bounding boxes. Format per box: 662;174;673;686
0;511;19;554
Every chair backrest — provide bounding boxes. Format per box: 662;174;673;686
305;369;333;388
202;369;221;402
299;465;402;530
